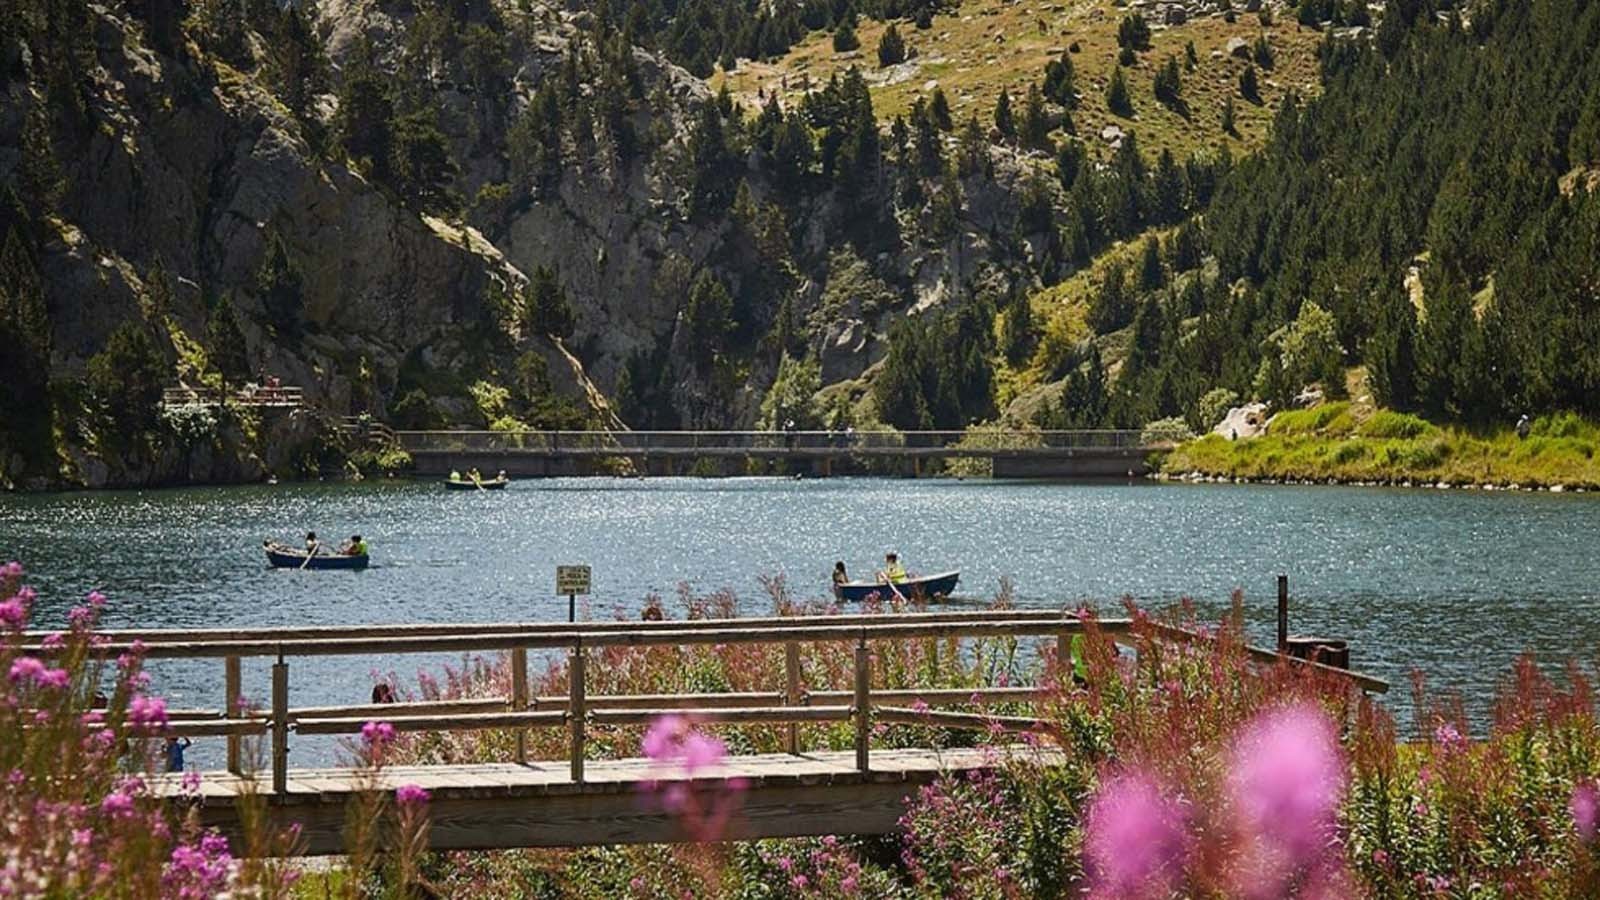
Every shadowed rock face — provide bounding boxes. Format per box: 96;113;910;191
3;0;1061;486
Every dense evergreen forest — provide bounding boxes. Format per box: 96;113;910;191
1;0;1598;488
1043;0;1600;431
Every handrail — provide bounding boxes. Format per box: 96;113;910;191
60;610;1385;794
390;428;1159;453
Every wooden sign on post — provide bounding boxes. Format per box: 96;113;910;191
557;565;591;623
556;565;591;596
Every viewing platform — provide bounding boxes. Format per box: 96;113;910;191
24;609;1384;854
395;429;1172;478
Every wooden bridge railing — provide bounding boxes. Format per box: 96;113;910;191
162;386;305;410
22;609;1387;795
392;429;1157;454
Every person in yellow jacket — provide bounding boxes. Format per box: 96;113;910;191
878;552;908;584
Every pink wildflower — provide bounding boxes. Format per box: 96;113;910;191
642;714;686;759
680;732;726;776
1083;771;1188;898
67;605;95;630
910;698;930;715
1229;703;1346;865
8;657;45;684
0;598;24;629
127;695;168;731
40;632;64;649
1572;781;1598;841
100;791;136;819
396;783;430;807
87;590;107;608
1433;721;1465;751
37;668;69;690
361;720;397;746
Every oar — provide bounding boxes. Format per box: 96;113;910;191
299;544;318;570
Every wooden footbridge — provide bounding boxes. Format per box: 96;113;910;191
395;429;1169;478
37;610;1385;855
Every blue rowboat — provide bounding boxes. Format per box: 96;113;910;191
834;570;960;603
264;544;369;570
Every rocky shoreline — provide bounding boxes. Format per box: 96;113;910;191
1154;469;1592;493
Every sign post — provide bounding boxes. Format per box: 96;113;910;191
556;565;591;623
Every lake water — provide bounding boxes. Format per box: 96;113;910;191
4;477;1599;762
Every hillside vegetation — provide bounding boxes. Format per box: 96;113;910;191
717;0;1326;164
2;0;1598;489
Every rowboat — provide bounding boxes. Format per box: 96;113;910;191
833;570;960;603
445;478;509;491
264;544;369;570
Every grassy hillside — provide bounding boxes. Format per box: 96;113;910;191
1164;405;1600;488
715;0;1325;163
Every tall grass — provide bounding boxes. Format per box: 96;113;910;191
1167;409;1600;487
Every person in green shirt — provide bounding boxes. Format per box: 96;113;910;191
878;552;907;584
342;534;368;556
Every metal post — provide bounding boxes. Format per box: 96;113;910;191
511;647;529;765
224;655;242;775
784;642;801;755
569;641;586;783
271;653;288;795
1277;575;1289;655
854;638;871;772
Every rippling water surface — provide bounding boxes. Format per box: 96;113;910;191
4;477;1599;761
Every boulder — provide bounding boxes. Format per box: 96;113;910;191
1213;403;1271;440
1226;36;1250;58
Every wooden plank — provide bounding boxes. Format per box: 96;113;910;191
588;706;851;727
877;706;1050;733
224;656;242;775
292;711;566;736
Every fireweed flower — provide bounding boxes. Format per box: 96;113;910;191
361;720;397;746
1572;781;1598;841
9;657;46;684
396;783;430;807
1083;771;1189;898
1229;703;1347;870
127;695;169;731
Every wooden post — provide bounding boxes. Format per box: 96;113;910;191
569;641;586;783
784;642;802;755
854;638;871;772
1276;575;1289;655
271;654;288;795
511;647;529;765
224;655;242;775
1056;632;1071;682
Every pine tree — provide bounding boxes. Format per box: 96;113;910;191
832;15;860;52
1116;12;1152;51
993;89;1016;142
877;23;906;67
1056;139;1086;190
0;228;52;460
1042;50;1077;107
206;294;251;391
1106;67;1134;117
524;265;576;339
335;37;394;178
929;87;953;130
958;112;988;176
1138;235;1165;290
1003;295;1035;365
1153;55;1183;109
1021;83;1050;149
1238;64;1261;103
684;269;734;369
1089;263;1133;333
687;100;736;218
1253;35;1275;69
256;233;304;340
1221;94;1237;134
86;323;168;441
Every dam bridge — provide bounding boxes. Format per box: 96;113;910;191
394;429;1170;478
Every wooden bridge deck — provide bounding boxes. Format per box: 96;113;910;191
153;747;1040;853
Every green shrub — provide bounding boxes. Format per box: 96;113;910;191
1195;387;1240;432
1358;410;1434;439
1141;416;1195;444
1531;411;1588;439
1269;402;1350;436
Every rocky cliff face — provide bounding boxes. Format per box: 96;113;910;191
0;0;1057;486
